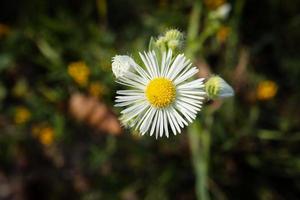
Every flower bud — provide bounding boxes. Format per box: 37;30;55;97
167;39;180;51
112;55;136;79
205;76;234;99
210;3;231;19
164;29;183;41
155;29;184;51
155;36;166;47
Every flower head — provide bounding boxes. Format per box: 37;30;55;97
257;80;277;101
14;106;31;124
32;124;55;146
68;61;90;87
39;126;55;146
205;75;234;99
112;55;136;78
114;50;205;138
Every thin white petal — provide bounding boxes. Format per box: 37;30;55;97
162;50;173;77
168;108;182;133
150;110;159;137
166;109;177;135
140;107;156;134
174;67;199;85
139;52;155;78
166;54;185;79
163;110;169;138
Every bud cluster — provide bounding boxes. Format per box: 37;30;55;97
155;29;184;51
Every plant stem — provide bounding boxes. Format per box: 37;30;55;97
186;0;202;60
188;121;211;200
185;1;213;200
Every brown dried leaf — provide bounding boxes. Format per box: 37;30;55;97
69;93;97;121
69;93;122;135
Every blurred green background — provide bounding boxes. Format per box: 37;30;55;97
0;0;299;199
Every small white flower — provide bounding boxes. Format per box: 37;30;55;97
209;3;231;19
205;76;234;99
112;55;136;79
212;3;231;19
114;50;205;138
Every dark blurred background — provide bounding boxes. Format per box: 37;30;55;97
0;0;299;199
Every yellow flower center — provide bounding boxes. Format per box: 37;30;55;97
146;78;176;108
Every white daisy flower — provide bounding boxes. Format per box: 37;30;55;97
114;50;205;138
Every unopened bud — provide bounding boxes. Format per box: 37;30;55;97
205;76;234;99
165;29;183;41
112;55;136;79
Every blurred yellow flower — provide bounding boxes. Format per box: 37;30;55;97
39;127;55;146
0;23;11;37
204;0;226;10
257;80;278;100
217;26;230;43
88;82;106;98
68;61;90;87
14;107;31;124
31;124;55;146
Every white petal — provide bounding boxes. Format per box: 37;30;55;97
150;110;159;137
166;54;185;79
139;52;155;78
117;90;144;95
166;109;177;135
168;56;191;81
115;95;144;102
177;79;205;89
121;103;149;123
174;67;199;85
170;106;188;127
132;63;151;80
168;108;182;133
177;92;205;100
162;50;173;77
163;110;169;138
140;107;156;135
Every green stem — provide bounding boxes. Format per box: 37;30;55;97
225;0;245;68
186;0;202;59
185;1;214;200
188;121;211;200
